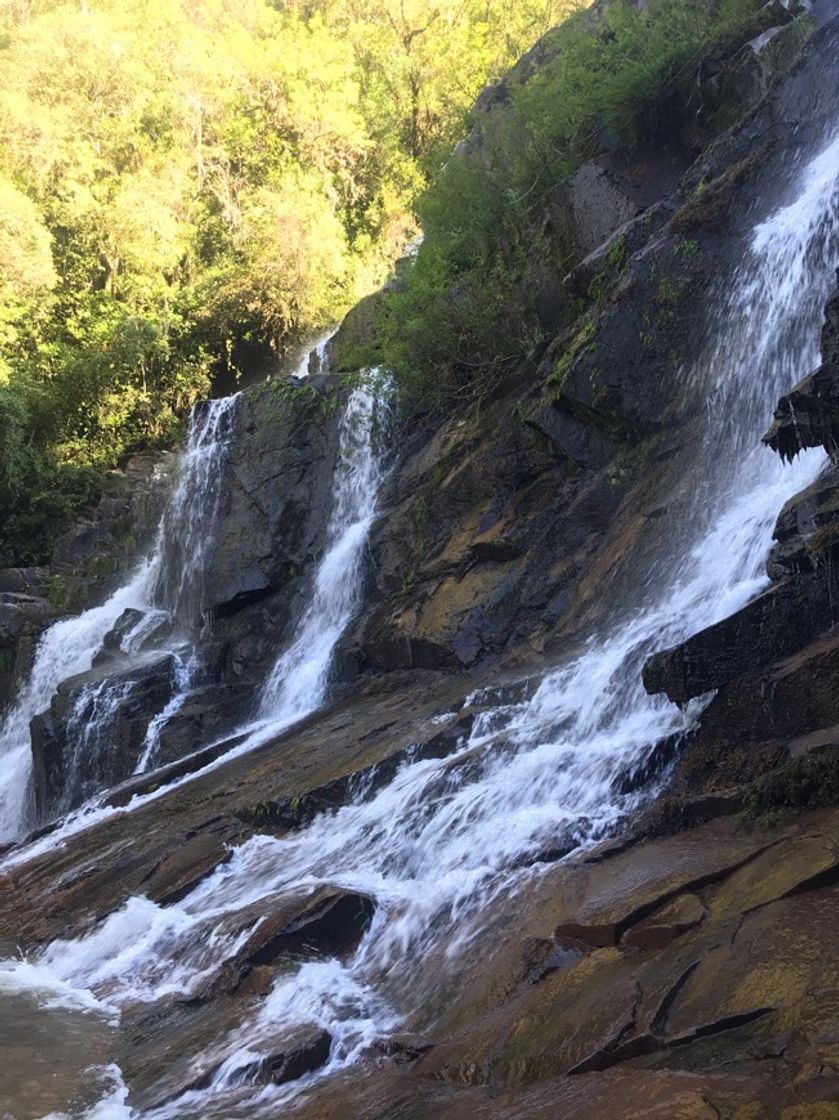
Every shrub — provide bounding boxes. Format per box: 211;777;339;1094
381;0;770;408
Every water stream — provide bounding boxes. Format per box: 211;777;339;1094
0;372;390;864
0;395;239;840
256;380;390;732
1;128;838;1119
0;559;158;843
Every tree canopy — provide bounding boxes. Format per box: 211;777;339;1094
0;0;569;564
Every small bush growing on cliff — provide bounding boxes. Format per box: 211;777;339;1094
742;749;839;825
380;0;769;408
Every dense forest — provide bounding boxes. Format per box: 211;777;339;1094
0;0;570;564
0;0;770;565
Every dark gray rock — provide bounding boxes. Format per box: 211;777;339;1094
0;589;57;713
203;378;342;616
767;467;839;578
642;569;839;705
764;283;839;461
92;609;149;668
0;568;49;596
30;652;176;818
154;683;253;767
568;161;641;258
50;450;177;608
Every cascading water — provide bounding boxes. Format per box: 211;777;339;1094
136;377;389;768
0;396;239;840
0;374;390;866
255;379;390;734
290;327;335;380
130;394;239;773
150;395;238;637
0;559;159;843
3;130;839;1120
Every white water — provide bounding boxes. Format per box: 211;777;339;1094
151;395;239;636
136;377;390;766
0;381;390;865
256;380;390;729
0;559;158;842
130;394;239;773
3;133;839;1119
290;328;335;380
0;396;239;840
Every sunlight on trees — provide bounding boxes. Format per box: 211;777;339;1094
0;0;567;562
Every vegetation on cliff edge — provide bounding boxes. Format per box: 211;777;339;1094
372;0;778;408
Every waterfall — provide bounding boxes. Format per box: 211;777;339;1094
2;131;838;1119
256;379;390;733
130;394;239;773
151;395;238;637
0;560;158;843
0;376;390;857
290;327;335;380
0;396;238;840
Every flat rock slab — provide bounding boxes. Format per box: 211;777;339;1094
411;808;839;1097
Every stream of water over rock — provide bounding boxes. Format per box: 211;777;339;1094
0;395;239;842
1;129;838;1119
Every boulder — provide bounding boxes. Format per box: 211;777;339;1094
203;888;376;997
180;1028;333;1098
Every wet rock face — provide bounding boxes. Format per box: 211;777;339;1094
764;281;839;461
568;161;646;258
202;888;377;999
642;566;839;704
348;241;724;672
203;380;341;617
645;281;839;708
30;653;176;819
50;451;177;604
198;378;344;686
17;378;346;821
0;572;55;712
768;469;839;578
405;812;839;1104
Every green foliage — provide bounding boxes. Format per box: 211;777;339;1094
0;379;103;566
589;232;630;302
0;0;564;564
742;750;839;826
380;0;766;407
